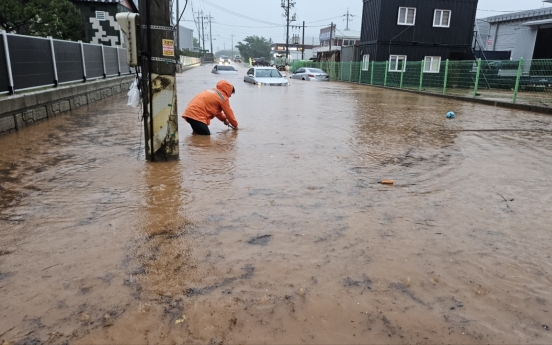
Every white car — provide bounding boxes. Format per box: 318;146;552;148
290;67;329;81
212;65;238;74
244;67;289;86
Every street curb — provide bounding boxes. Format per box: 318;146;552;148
0;76;135;137
340;81;552;115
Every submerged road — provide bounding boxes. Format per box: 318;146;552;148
1;64;552;344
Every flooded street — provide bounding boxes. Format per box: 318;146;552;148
1;64;552;344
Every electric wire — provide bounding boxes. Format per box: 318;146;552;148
200;0;281;26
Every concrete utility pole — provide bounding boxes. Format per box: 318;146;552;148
343;8;355;31
302;21;305;60
329;22;333;52
231;33;235;58
282;0;296;64
139;0;179;161
176;0;179;51
201;12;205;57
208;13;214;54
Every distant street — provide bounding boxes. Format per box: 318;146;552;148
1;64;552;344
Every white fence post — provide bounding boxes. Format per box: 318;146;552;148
2;30;15;94
79;41;87;82
101;45;106;78
48;37;59;87
116;46;121;76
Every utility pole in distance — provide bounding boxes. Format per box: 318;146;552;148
139;0;179;161
231;33;235;60
281;0;296;64
329;22;333;52
197;11;205;58
208;13;214;54
343;8;355;31
302;21;305;60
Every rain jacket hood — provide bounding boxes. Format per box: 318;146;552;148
216;80;234;98
182;80;238;128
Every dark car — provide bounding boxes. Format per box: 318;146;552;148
252;57;270;67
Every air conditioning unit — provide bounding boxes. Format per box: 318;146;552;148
116;13;140;67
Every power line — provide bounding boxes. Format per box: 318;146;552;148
201;0;281;26
306;16;342;24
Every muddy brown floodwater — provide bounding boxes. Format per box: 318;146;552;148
1;64;552;344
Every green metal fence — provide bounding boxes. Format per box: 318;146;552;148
289;59;552;107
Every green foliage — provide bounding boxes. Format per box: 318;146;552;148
0;0;84;41
235;36;272;60
214;50;235;59
176;48;201;58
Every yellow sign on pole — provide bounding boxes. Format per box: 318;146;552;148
163;39;174;56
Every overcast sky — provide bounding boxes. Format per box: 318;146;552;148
175;0;552;53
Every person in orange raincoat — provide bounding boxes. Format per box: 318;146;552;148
182;80;238;135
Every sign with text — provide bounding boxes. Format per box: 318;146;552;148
163;39;174;56
319;26;335;41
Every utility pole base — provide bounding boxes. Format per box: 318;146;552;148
145;73;179;161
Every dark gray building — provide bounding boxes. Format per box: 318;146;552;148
359;0;478;69
71;0;138;46
474;4;552;60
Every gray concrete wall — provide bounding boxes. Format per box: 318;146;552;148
0;76;134;136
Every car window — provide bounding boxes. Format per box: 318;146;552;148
218;66;236;71
255;69;282;78
296;68;304;73
308;68;325;73
247;68;253;75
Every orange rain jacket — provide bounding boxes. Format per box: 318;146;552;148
182;80;238;128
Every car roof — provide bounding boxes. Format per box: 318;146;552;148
251;67;276;69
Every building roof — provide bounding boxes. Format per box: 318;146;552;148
71;0;138;11
485;6;552;23
71;0;121;2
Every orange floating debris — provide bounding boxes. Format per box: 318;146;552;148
380;180;394;185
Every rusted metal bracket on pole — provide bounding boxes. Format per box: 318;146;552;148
140;25;176;31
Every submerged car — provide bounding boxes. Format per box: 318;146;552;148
234;55;242;63
212;65;238;74
244;67;289;86
291;67;329;81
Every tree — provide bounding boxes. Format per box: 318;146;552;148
235;36;272;60
0;0;84;41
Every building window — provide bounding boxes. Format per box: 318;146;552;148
398;7;416;26
389;55;407;72
424;56;441;73
362;55;370;71
95;11;106;21
342;39;355;47
434;10;451;27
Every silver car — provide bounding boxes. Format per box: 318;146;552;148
290;67;329;81
212;65;238;75
244;67;289;86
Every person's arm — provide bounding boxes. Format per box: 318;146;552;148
220;101;238;128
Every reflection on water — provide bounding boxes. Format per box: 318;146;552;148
1;65;552;344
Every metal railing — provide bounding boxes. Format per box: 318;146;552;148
0;31;131;95
180;56;201;66
290;59;552;107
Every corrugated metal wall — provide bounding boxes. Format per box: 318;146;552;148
360;0;381;44
491;22;520;51
360;0;477;62
377;0;477;46
0;37;8;93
